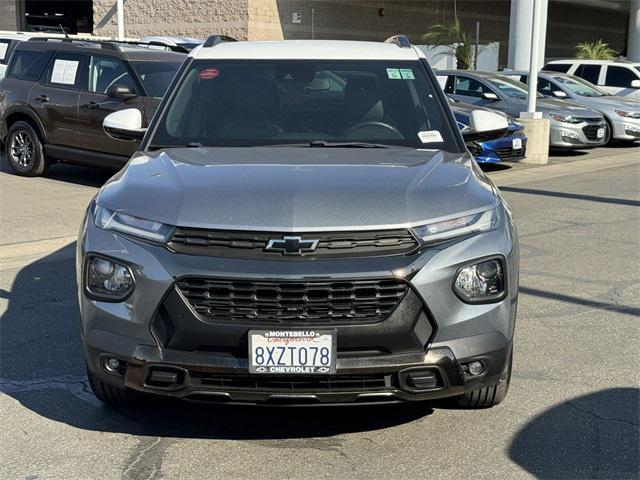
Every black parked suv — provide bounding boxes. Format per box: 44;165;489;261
0;38;185;176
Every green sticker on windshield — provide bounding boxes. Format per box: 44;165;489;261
399;69;415;80
386;68;401;80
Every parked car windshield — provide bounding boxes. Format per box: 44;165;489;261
129;59;183;97
487;76;542;99
149;60;458;150
553;75;606;97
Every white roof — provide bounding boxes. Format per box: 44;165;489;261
191;40;425;61
546;59;640;66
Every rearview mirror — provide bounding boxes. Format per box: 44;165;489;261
103;108;146;141
482;92;499;101
461;110;509;141
552;90;568;98
107;83;136;99
631;79;640;89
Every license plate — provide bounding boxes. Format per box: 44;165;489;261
249;330;336;374
597;128;605;139
512;138;523;149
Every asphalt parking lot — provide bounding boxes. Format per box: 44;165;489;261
1;146;639;480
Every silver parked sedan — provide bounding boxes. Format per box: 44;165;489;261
437;70;607;149
504;71;640;143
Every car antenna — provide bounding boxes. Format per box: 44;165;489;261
58;24;70;40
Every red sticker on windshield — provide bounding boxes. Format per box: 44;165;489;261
199;68;219;80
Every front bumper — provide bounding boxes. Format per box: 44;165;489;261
610;116;640;141
78;204;519;405
549;118;607;149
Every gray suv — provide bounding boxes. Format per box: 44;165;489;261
78;36;519;408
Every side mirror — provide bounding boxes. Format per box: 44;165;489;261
631;79;640;89
552;90;568;98
103;108;146;141
107;83;136;99
462;110;509;141
482;92;499;101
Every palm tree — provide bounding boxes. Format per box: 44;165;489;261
422;17;474;69
575;39;617;60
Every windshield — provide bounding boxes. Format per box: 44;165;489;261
149;59;458;150
554;75;605;97
130;59;183;97
487;76;542;99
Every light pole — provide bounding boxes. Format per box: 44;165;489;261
116;0;125;41
518;0;550;165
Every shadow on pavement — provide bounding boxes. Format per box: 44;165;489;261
509;387;639;479
0;243;433;440
1;154;115;188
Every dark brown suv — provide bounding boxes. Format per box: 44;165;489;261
0;38;185;176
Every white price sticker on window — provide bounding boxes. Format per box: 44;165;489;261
51;59;79;85
418;130;444;143
0;42;8;61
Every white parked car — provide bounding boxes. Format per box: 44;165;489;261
0;32;37;79
543;59;640;100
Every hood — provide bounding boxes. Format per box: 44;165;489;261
575;94;640;111
97;147;498;231
505;96;601;118
535;98;603;118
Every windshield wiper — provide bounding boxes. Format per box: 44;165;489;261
309;140;393;148
147;142;203;151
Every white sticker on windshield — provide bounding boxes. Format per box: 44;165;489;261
51;59;79;85
0;42;8;61
418;130;444;143
386;68;401;80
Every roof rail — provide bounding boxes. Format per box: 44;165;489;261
203;35;237;48
28;37;119;51
384;35;411;49
108;40;189;53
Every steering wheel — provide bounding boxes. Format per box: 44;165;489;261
344;121;404;140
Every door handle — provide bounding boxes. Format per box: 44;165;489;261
34;94;49;103
82;101;100;110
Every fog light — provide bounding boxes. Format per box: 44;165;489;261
468;361;484;376
86;256;134;301
454;258;505;303
104;358;121;373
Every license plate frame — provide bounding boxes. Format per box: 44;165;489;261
597;127;605;139
512;138;523;150
248;329;337;374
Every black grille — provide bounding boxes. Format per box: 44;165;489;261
493;146;526;161
190;373;390;391
176;277;409;323
168;228;419;259
582;123;605;141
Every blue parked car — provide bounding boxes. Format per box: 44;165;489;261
450;99;527;164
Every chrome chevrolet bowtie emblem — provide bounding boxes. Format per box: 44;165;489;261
265;236;319;255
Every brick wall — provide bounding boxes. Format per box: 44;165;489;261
0;0;19;31
93;0;251;39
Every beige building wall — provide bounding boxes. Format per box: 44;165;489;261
92;0;627;66
93;0;251;39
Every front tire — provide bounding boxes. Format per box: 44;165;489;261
87;368;140;407
5;121;47;177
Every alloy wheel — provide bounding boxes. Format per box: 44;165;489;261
10;131;34;168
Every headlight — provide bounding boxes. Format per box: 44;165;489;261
549;114;582;124
85;255;134;301
411;208;498;245
94;205;174;243
615;110;640;119
454;258;505;303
